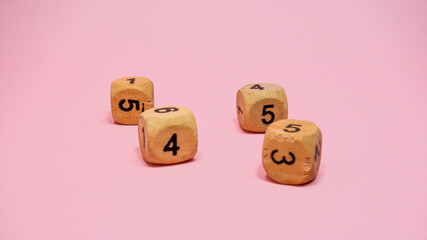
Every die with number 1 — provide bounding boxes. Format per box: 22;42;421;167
236;83;288;132
110;77;154;125
138;106;198;165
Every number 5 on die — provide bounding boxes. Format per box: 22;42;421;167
110;77;154;125
236;83;288;132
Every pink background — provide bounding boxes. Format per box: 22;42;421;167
1;0;426;239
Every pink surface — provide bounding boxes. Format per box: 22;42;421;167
1;0;426;239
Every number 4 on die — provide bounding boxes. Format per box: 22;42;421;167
138;106;198;165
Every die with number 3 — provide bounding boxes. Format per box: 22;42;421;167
262;119;322;185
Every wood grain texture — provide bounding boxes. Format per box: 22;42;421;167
236;83;287;132
110;77;154;125
262;119;322;185
138;106;198;165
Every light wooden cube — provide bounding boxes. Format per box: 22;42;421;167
110;77;154;125
262;119;322;185
138;106;198;165
236;83;288;132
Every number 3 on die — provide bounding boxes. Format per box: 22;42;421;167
262;119;322;185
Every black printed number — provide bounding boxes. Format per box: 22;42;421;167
271;150;295;165
237;106;243;114
163;133;180;156
155;107;179;113
315;140;322;161
119;99;142;112
142;127;146;148
262;105;275;124
250;84;264;90
283;124;302;133
127;78;135;84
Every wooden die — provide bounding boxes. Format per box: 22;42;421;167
110;77;154;125
138;106;198;165
262;119;322;185
236;83;288;132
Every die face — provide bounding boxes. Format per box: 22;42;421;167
138;106;198;165
247;98;287;132
236;83;288;132
111;77;154;125
262;119;322;185
147;126;197;164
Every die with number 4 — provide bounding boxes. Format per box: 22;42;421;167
111;77;154;125
262;119;322;185
236;83;288;132
138;106;198;165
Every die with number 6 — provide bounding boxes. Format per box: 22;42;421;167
138;106;198;165
236;83;288;132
